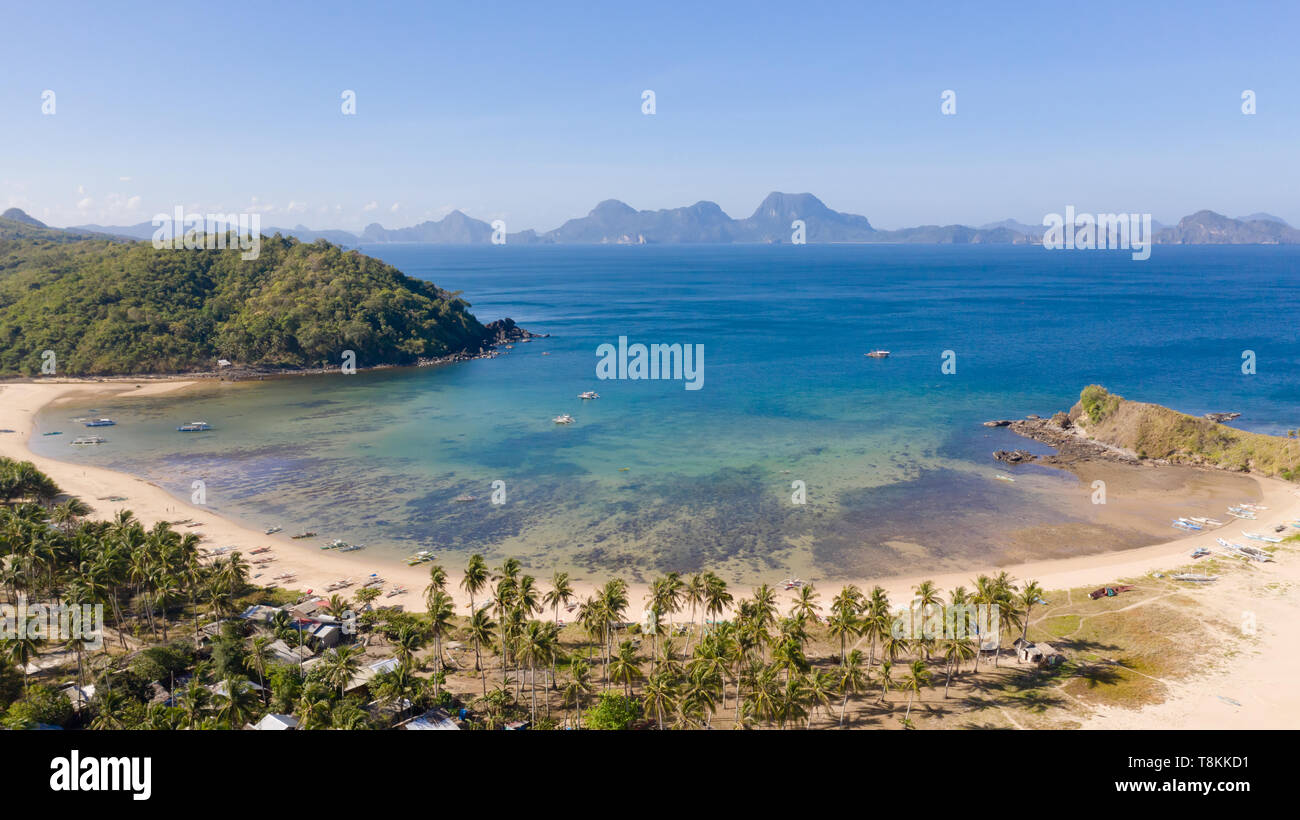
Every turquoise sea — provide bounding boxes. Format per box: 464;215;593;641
30;245;1300;586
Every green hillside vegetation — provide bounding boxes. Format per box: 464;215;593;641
0;214;117;244
0;232;492;376
1070;385;1300;479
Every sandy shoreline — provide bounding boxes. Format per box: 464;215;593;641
5;378;1300;728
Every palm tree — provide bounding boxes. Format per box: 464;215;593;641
863;586;891;666
642;671;678;729
561;658;594;729
836;649;869;727
516;620;554;723
246;636;273;702
426;589;455;695
1015;580;1044;659
1;631;44;692
467;608;495;697
608;640;643;696
912;579;943;646
804;669;837;728
323;645;363;698
901;659;933;724
543;571;574;626
460;553;489;616
214;675;260;729
941;635;977;697
683;572;707;654
877;659;894;704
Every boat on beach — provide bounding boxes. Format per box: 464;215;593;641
265;526;282;534
291;531;317;539
1243;531;1282;543
405;550;434;566
386;586;408;598
250;546;272;554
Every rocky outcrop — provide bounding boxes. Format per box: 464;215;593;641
1204;412;1241;424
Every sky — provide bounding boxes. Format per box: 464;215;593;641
2;0;1298;232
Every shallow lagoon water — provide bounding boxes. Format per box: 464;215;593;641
32;244;1300;585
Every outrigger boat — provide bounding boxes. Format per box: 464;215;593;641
1188;547;1211;559
264;526;282;535
339;543;366;552
553;413;575;424
71;436;106;446
578;391;600;400
1243;531;1283;543
1170;573;1217;583
994;474;1015;482
1171;519;1201;532
177;421;212;432
1217;537;1274;562
42;431;62;436
291;531;317;539
1226;509;1257;520
83;418;116;427
250;546;272;554
321;539;348;550
453;494;476;503
1189;517;1224;526
864;350;890;358
386;586;408;598
405;550;434;566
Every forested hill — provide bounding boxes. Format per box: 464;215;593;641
0;232;500;376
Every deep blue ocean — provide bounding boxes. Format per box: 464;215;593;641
32;244;1300;585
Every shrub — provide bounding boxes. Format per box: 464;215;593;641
584;693;641;730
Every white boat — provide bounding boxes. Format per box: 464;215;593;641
1243;531;1282;543
338;543;366;552
1226;510;1257;520
553;414;575;424
1172;520;1200;532
994;474;1015;482
578;391;600;400
386;586;408;598
1188;517;1223;526
83;418;116;427
264;526;282;534
865;350;890;358
178;421;212;432
1170;573;1217;583
71;436;106;445
453;494;476;503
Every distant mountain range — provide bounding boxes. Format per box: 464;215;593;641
5;194;1295;246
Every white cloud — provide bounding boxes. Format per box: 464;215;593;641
76;197;93;210
119;176;132;182
363;201;378;212
287;200;308;214
390;202;401;213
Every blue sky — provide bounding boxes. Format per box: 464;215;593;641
3;0;1297;231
